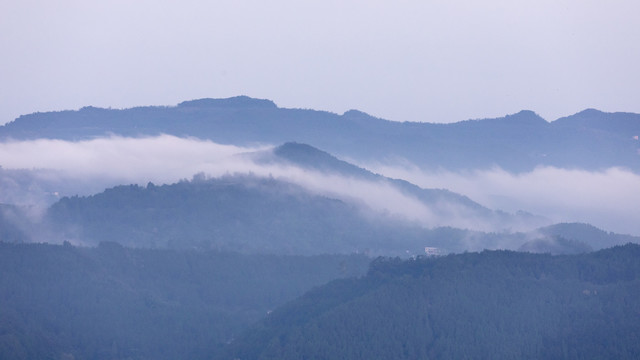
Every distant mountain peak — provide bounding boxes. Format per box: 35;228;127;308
552;108;640;135
575;108;604;116
275;142;326;157
463;110;547;126
79;105;108;112
514;109;538;116
505;110;547;123
342;109;372;118
177;96;277;109
273;142;365;176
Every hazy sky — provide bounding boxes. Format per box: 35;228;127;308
1;0;639;125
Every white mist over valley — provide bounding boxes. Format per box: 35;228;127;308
2;2;640;357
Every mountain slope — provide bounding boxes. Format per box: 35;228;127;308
44;175;441;255
534;222;640;250
268;142;487;210
262;142;548;230
218;244;640;360
4;139;632;254
0;241;370;360
44;173;523;255
40;175;638;256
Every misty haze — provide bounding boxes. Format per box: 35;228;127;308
1;97;639;358
2;1;640;359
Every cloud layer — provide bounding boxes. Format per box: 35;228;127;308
2;135;637;235
0;136;440;226
368;163;640;236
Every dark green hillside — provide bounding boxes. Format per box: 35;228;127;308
219;244;640;360
45;175;433;255
40;174;637;255
45;174;505;255
0;242;369;360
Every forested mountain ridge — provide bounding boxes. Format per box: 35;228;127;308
0;241;370;360
40;174;637;255
269;142;482;209
262;142;528;224
218;243;640;360
2;96;639;172
45;175;395;254
529;222;640;251
42;174;485;255
2;139;637;254
27;141;539;254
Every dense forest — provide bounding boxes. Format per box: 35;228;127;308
218;244;640;359
0;241;369;360
44;175;436;255
39;175;637;255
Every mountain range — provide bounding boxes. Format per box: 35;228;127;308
2;96;639;173
1;97;640;359
4;141;636;255
1;97;639;253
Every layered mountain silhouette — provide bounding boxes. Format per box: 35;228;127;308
26;142;564;255
259;142;486;211
260;142;548;229
36;146;637;255
2;97;640;359
2;137;637;254
41;174;482;255
1;97;638;252
2;96;639;172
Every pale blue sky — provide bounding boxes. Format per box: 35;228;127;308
1;0;639;125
